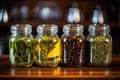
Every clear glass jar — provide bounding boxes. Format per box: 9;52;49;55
86;24;112;66
9;24;34;67
35;24;61;67
61;24;85;67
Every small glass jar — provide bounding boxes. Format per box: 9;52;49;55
35;24;61;67
9;24;34;67
61;24;85;67
86;24;112;67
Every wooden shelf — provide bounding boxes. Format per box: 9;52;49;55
0;55;120;80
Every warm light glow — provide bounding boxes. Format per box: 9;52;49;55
11;68;15;76
53;67;61;75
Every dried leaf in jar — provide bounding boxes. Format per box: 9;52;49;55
35;34;61;67
9;37;35;67
62;35;85;67
86;36;112;66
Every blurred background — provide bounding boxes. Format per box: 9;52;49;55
0;0;119;55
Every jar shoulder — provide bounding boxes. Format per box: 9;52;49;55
86;34;112;42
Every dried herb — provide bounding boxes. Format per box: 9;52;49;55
61;35;85;67
35;34;61;67
86;36;112;66
9;37;34;67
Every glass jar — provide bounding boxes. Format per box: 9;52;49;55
61;24;85;67
9;24;34;67
35;24;61;67
86;24;112;67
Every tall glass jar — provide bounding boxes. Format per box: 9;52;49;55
86;24;112;67
9;24;34;67
61;24;85;67
35;24;61;67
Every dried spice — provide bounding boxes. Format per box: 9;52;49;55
9;37;35;67
62;35;85;67
35;34;61;67
86;36;112;66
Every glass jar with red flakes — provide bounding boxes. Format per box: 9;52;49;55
61;24;85;67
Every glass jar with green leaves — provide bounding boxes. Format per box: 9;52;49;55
35;24;61;67
86;24;112;67
9;24;34;67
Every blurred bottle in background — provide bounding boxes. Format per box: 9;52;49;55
10;5;19;20
19;4;29;20
67;2;84;23
33;1;61;21
10;3;29;21
0;8;8;23
3;9;8;23
91;5;107;24
0;9;3;23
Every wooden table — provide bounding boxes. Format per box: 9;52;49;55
0;55;120;80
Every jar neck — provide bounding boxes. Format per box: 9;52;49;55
90;30;109;36
64;31;83;36
11;24;32;36
38;31;57;37
89;24;110;36
63;24;84;36
37;24;58;37
12;31;31;36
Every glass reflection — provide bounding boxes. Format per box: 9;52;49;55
79;70;82;75
63;69;67;75
27;69;31;75
11;68;15;76
89;69;93;76
38;69;41;75
104;69;110;76
53;67;61;75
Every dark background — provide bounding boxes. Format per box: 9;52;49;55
0;0;120;54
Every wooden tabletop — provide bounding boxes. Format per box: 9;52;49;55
0;55;120;80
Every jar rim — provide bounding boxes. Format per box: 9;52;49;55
11;24;32;28
37;24;58;33
11;24;32;33
89;24;110;32
63;24;84;33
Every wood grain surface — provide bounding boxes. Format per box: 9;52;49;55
0;55;120;80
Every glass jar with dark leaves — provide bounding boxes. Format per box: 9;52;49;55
86;24;112;67
35;24;61;67
9;24;34;67
61;24;85;67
